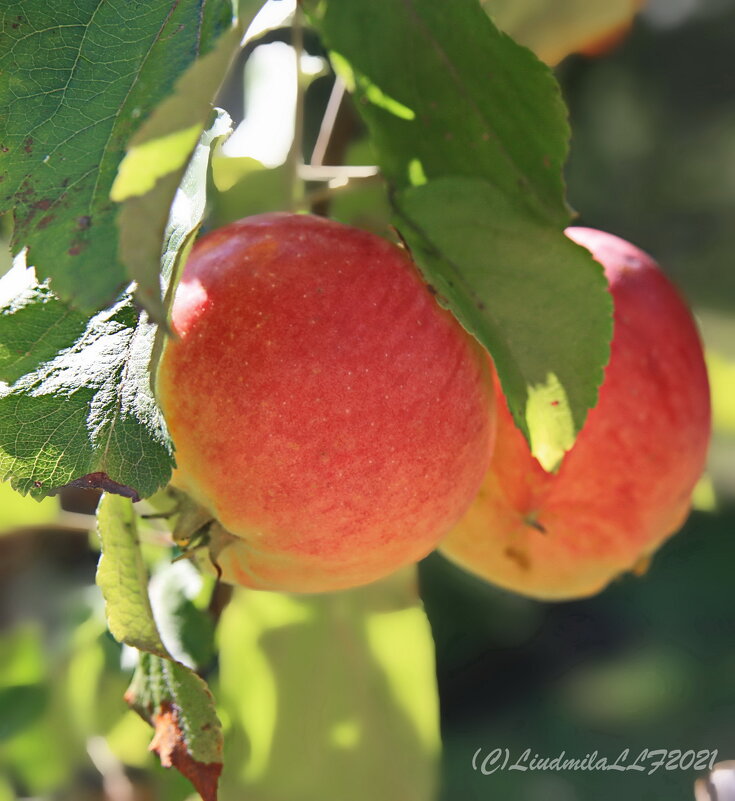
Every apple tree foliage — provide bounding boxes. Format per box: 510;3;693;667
0;0;624;797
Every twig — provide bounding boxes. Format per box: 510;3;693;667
311;77;346;167
286;4;306;211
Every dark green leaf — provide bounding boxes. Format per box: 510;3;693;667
0;0;235;311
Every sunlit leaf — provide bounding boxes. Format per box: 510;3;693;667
0;267;173;500
96;494;224;800
217;568;439;801
96;494;168;656
126;654;223;801
0;0;236;312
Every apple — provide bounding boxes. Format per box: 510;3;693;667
440;227;711;600
157;213;495;593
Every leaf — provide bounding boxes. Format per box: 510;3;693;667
216;569;439;801
114;29;251;318
148;560;216;671
312;0;570;221
0;685;49;741
0;259;87;385
127;655;223;801
482;0;643;65
96;494;168;656
0;260;174;500
0;626;49;744
0;0;235;312
397;176;611;455
96;494;224;800
309;0;613;448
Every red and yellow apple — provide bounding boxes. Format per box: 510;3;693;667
157;213;495;593
440;227;711;600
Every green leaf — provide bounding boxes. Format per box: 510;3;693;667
311;0;570;221
398;176;611;452
0;0;235;312
96;494;167;656
309;0;613;447
114;43;246;319
0;261;173;500
96;494;223;801
217;569;439;801
0;258;87;385
149;560;216;672
127;653;223;765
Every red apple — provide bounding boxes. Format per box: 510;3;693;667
157;213;495;593
440;227;711;600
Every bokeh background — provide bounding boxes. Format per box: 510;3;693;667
1;0;734;799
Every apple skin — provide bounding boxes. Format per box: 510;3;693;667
440;227;711;601
157;213;495;593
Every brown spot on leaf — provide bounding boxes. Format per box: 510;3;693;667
38;215;55;229
149;702;222;801
504;547;531;571
76;215;92;230
23;138;33;154
68;242;86;256
33;198;52;210
51;472;140;503
0;146;9;153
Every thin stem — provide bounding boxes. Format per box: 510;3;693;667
310;77;346;167
286;3;306;212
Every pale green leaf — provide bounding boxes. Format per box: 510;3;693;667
217;568;439;801
96;494;224;799
95;493;167;656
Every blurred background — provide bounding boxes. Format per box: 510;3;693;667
1;0;734;798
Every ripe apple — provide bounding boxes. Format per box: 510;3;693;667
440;227;711;600
157;213;495;593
